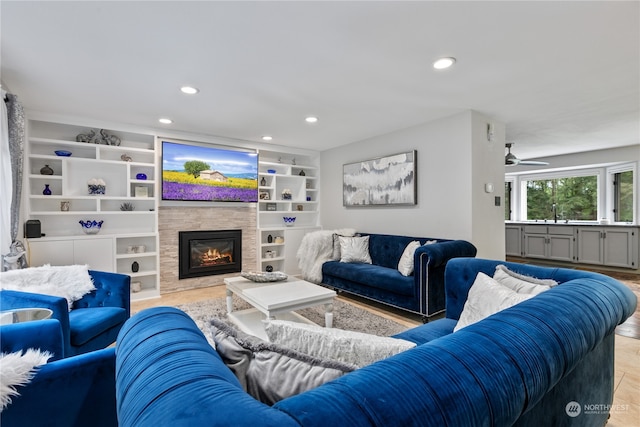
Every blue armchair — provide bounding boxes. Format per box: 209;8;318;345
0;320;117;427
0;270;130;358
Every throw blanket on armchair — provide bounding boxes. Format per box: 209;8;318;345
297;229;355;283
0;264;95;310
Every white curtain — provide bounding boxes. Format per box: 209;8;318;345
0;90;12;256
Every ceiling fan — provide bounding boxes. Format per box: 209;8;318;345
505;143;550;166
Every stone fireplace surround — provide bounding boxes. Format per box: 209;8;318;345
159;205;257;294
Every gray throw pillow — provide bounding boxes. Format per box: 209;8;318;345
209;318;356;405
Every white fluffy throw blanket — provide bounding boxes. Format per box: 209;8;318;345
0;349;52;410
0;264;95;310
297;229;355;283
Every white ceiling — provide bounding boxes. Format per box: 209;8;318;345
2;1;638;160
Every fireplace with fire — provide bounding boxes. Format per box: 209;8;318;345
179;230;242;279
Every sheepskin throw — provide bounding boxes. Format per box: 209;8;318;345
0;264;95;310
297;229;355;283
0;349;51;410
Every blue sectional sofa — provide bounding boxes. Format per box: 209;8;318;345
322;233;477;319
115;258;636;427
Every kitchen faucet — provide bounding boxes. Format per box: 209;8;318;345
551;203;558;223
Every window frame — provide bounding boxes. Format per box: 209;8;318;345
516;168;603;222
606;162;636;224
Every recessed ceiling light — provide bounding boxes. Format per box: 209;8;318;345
305;116;318;123
261;135;273;141
158;118;173;124
433;57;456;70
180;86;199;95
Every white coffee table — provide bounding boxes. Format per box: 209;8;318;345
224;276;337;340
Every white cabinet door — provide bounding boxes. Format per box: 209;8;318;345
28;240;74;267
547;234;574;262
74;238;114;271
577;228;604;265
524;233;547;259
505;226;522;256
603;228;636;268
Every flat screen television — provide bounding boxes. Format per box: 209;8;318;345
162;140;258;202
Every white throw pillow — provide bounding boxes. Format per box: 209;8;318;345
454;272;536;332
397;240;421;276
493;265;557;295
264;320;415;368
424;240;438;245
338;235;372;264
0;349;52;410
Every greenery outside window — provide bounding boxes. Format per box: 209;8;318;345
613;170;633;222
522;172;599;222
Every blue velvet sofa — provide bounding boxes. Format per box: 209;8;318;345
0;319;117;427
0;269;130;358
115;258;636;427
322;233;477;319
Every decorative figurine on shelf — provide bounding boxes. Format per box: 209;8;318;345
99;129;121;146
281;188;292;200
120;153;132;162
265;265;274;273
40;164;53;175
298;169;305;176
292;157;296;165
87;178;106;195
42;184;52;195
76;129;96;143
131;261;139;273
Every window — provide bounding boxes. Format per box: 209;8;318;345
523;173;598;221
613;170;633;222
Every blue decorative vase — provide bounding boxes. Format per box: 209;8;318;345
136;173;147;180
42;184;52;195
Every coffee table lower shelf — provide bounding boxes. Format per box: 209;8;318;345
228;308;316;341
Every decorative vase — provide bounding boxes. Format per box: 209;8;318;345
42;184;52;195
40;164;54;175
131;261;139;273
135;173;147;180
260;176;267;186
265;265;274;272
267;234;273;243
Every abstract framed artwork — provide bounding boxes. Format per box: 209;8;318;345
343;150;417;206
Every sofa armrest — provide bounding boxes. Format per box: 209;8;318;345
413;240;477;317
0;319;65;361
0;347;117;427
73;271;130;317
414;240;477;270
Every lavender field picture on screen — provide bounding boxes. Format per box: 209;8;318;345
162;140;258;202
343;150;416;206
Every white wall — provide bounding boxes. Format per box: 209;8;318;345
320;110;505;259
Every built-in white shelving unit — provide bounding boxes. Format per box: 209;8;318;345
257;150;320;274
25;118;160;300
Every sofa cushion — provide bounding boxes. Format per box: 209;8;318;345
210;318;355;405
494;265;557;294
68;307;128;346
338;235;372;263
454;272;535;332
397;240;420;276
323;261;415;296
264;320;415;368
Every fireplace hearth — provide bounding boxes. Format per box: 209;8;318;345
179;230;242;279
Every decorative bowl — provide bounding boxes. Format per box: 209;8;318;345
267;169;276;174
135;173;147;180
79;220;103;234
283;216;296;226
241;271;288;282
54;150;72;157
